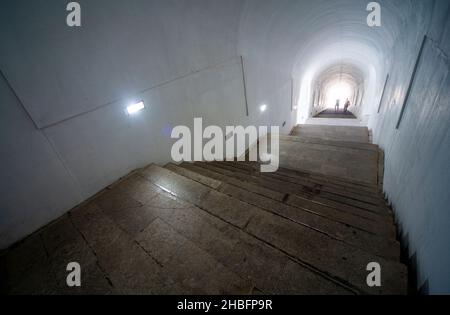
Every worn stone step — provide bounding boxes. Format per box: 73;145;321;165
286;194;396;238
181;163;287;202
274;174;387;211
166;163;400;260
275;166;385;202
278;137;378;185
279;134;378;152
261;164;384;204
221;161;387;207
71;200;253;294
249;138;380;193
1;215;115;295
307;172;380;194
140;165;406;294
204;162;394;224
141;165;256;228
243;157;381;194
139;190;354;294
245;210;407;295
190;163;396;239
135;218;254;294
188;162;396;239
228;160;382;199
214;162;385;207
290;125;370;144
212;161;392;218
308;172;379;192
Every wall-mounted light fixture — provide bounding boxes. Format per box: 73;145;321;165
127;101;145;115
259;104;267;112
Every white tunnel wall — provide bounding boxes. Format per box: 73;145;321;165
1;0;450;293
0;0;250;249
0;0;245;128
0;0;296;250
0;73;83;250
369;0;450;294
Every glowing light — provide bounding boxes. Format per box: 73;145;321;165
325;82;352;108
127;101;145;115
259;104;267;112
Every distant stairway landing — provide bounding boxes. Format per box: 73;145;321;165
314;109;356;119
285;125;377;185
290;124;369;143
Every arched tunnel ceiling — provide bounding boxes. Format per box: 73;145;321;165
314;64;365;89
313;64;365;110
0;0;430;127
237;0;411;94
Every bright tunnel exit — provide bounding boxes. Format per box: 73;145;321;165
295;63;366;123
324;81;353;108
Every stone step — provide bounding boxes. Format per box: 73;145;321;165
280;131;378;185
136;218;255;294
231;159;382;198
72;190;254;294
215;160;388;213
221;161;387;207
257;138;381;193
278;136;379;186
267;171;386;209
208;162;394;222
138;188;354;294
306;171;380;194
225;158;380;193
275;165;383;199
181;162;396;239
245;211;406;294
140;164;407;294
20;169;347;295
280;134;378;152
166;163;400;261
291;124;370;143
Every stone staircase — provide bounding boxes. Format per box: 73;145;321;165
159;160;406;294
1;125;407;295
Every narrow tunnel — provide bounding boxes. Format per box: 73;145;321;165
307;64;364;119
1;0;449;295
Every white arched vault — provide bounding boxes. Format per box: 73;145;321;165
237;0;407;125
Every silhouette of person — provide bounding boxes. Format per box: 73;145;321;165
344;98;350;113
335;99;340;112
